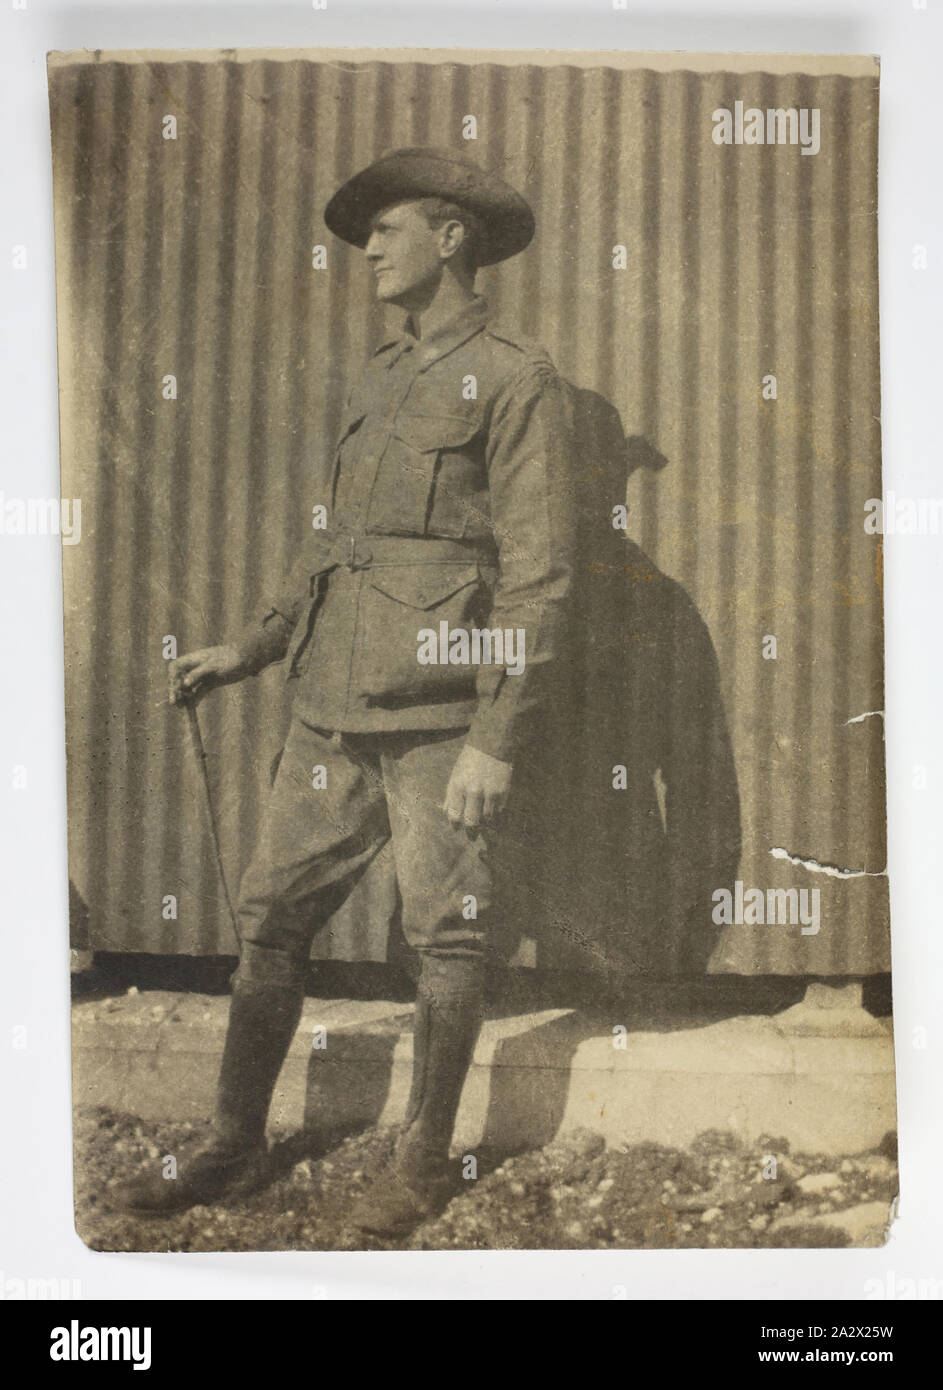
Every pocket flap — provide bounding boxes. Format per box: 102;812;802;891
393;413;480;453
369;564;480;609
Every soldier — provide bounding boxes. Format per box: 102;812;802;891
114;147;577;1237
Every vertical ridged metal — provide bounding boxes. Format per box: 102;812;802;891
49;53;887;973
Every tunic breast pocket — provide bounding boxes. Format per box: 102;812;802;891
356;563;488;705
367;414;484;539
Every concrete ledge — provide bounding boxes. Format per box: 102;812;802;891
72;989;897;1158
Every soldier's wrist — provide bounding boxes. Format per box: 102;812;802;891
231;617;292;676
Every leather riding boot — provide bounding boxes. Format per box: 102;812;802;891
213;978;306;1151
398;954;486;1174
111;978;305;1214
350;953;486;1237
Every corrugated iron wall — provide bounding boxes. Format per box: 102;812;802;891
49;51;887;973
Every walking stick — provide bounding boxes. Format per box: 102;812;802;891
181;695;242;948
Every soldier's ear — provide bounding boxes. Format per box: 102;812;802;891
438;219;468;261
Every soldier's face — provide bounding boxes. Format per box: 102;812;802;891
364;202;446;306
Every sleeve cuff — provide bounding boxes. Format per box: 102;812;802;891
234;610;295;676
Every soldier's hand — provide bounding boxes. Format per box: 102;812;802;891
169;645;249;705
444;744;512;830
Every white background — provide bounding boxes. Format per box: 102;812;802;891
0;0;939;1302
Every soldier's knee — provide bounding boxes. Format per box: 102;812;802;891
233;940;308;991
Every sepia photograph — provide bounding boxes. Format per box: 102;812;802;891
46;46;895;1256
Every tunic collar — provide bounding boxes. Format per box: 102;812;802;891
384;294;490;372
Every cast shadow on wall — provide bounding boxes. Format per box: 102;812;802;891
488;382;742;982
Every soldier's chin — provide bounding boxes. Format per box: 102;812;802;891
374;277;400;302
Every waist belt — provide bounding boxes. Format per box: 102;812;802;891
322;533;492;572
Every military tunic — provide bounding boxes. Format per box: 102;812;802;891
236;294;575;764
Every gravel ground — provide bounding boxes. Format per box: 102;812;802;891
76;1107;898;1252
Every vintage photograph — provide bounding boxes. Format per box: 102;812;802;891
48;47;894;1252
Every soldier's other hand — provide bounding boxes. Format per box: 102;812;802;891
444;744;512;831
169;644;249;705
